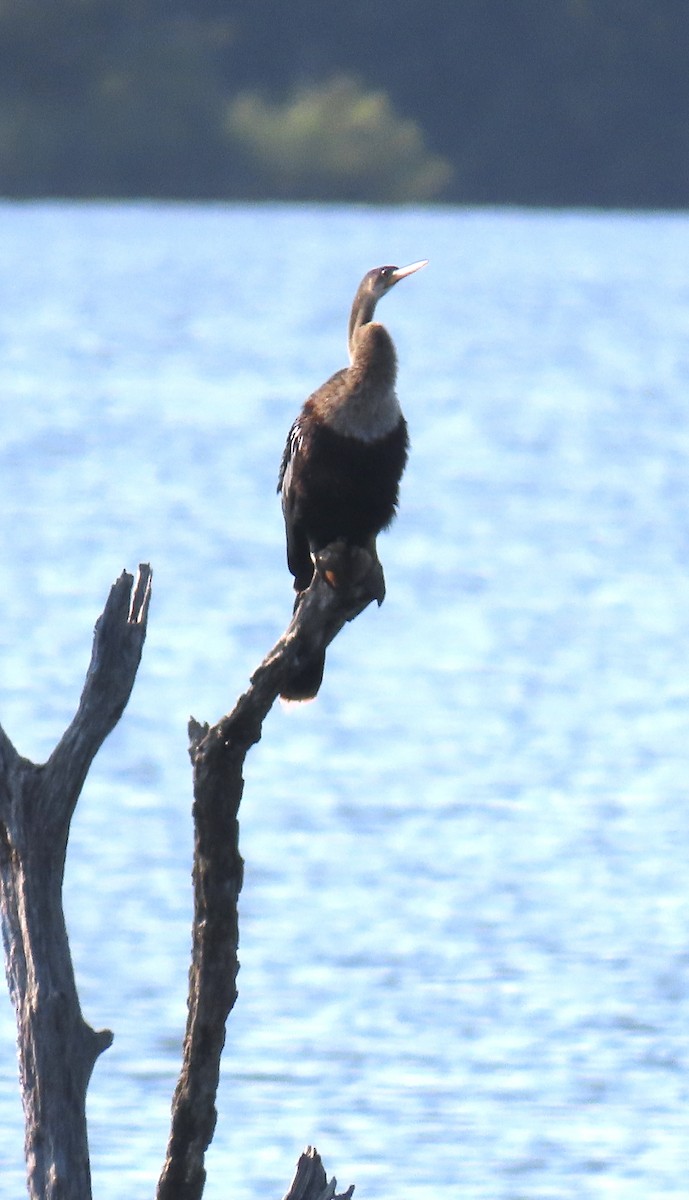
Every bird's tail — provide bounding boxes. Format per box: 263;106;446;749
280;646;326;703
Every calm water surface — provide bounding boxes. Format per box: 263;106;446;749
2;203;689;1198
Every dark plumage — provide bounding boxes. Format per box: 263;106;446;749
278;260;427;700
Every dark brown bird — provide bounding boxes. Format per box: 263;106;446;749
278;259;427;700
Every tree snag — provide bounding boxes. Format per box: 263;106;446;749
1;547;377;1198
0;565;152;1200
157;544;375;1198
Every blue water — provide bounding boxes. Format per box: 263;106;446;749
2;202;689;1198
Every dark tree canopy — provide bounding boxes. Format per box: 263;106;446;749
0;0;687;206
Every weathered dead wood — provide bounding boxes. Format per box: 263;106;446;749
0;565;152;1200
1;550;369;1199
282;1146;355;1200
156;547;373;1199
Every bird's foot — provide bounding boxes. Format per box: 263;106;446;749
313;541;386;606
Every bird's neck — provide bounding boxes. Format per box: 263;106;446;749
349;321;398;389
321;322;402;442
348;290;379;359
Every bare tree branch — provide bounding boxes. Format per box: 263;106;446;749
2;552;369;1199
0;565;152;1200
157;550;374;1199
42;565;152;842
282;1146;355;1200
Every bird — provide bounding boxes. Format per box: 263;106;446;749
278;259;427;700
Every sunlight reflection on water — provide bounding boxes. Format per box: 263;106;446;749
2;203;689;1199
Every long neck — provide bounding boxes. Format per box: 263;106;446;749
348;286;380;361
349;322;398;392
320;322;401;442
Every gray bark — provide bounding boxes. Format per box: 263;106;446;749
157;545;375;1198
0;566;152;1200
282;1146;354;1200
1;548;375;1198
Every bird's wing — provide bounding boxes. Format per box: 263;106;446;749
277;418;299;496
278;419;313;590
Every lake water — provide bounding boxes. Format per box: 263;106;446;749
2;202;689;1199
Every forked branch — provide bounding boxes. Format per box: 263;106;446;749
1;554;364;1200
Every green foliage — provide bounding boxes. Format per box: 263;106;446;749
0;0;688;204
226;76;453;202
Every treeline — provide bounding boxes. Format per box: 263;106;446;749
1;0;688;206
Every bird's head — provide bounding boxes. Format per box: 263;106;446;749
348;260;427;356
364;260;429;303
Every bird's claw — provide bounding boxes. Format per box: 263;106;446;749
314;542;386;605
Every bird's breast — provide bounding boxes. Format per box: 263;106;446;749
317;382;402;442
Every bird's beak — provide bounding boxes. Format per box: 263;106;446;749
390;259;428;284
